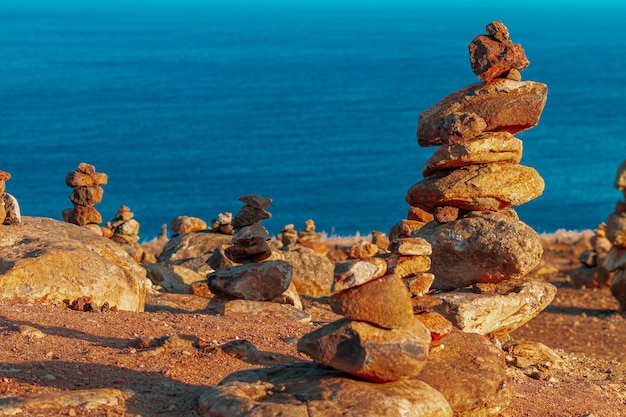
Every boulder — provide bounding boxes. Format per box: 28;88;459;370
433;278;557;338
417;79;547;147
418;330;511;416
207;260;292;301
297;317;431;383
0;216;148;311
157;230;232;263
422;132;523;177
268;248;334;297
407;162;544;212
414;211;543;289
199;362;452;417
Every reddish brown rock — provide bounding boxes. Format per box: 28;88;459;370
388;237;432;256
421;132;523;177
469;33;529;81
407;206;434;222
439;112;487;145
329;274;415;329
606;211;626;248
570;266;612;289
171;216;207;235
231;222;270;245
402;273;435;297
415;311;453;346
231;205;271;228
384;254;432;278
207;260;292;301
297;317;431;383
299;240;329;255
0;170;11;181
407;162;545;212
69;186;104;207
433;206;460;223
486;20;509;42
417;79;547;147
388;219;427;241
346;242;379;259
65;170;108;187
62;205;102;226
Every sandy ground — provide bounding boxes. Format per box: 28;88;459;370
0;234;625;417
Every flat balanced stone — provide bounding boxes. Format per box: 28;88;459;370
297;317;431;383
407;162;545;212
417;79;547;147
207;260;292;301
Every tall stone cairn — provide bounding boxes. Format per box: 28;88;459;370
606;160;626;310
406;21;548;291
297;237;434;383
207;194;294;302
0;169;21;225
62;162;107;229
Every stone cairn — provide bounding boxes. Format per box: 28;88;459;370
102;205;153;263
605;160;626;309
207;194;294;305
402;20;557;344
62;162;106;233
211;211;234;235
0;169;21;225
571;223;613;288
298;237;435;382
277;219;327;254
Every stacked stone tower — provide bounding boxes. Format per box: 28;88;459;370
62;162;107;232
405;21;548;292
297;237;434;383
207;194;293;302
0;170;21;225
102;205;149;263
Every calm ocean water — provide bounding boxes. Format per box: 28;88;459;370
1;1;625;239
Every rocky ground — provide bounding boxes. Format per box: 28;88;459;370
0;232;625;417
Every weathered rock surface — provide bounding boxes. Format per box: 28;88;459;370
2;193;21;225
603;246;626;272
418;330;511;417
207;260;292;301
417;79;547;147
331;257;388;292
328;274;414;329
606;211;626;248
170;215;207;235
0;217;148;311
570;265;612;289
422;132;523;177
469;32;529;81
414;211;543;289
407;162;544;212
297;317;431;382
269;248;334;297
199;362;452;417
157;231;232;264
614;160;626;190
143;263;208;293
433;278;557;338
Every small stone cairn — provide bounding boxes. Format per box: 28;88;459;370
0;169;21;225
571;223;613;288
102;206;153;263
211;212;234;235
277;219;327;254
605;160;626;309
207;195;294;304
62;162;107;233
298;237;435;382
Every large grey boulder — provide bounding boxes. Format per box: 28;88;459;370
199;362;452;417
414;211;543;290
0;217;148;311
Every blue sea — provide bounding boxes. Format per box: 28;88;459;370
1;0;625;240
